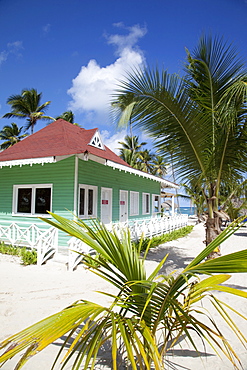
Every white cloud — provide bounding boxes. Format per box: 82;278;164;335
107;24;147;56
0;51;8;65
100;129;127;154
0;41;23;65
67;24;146;122
42;24;51;35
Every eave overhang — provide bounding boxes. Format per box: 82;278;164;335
0;156;56;168
0;154;179;190
106;160;179;189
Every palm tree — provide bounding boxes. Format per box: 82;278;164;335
118;135;147;167
0;123;28;150
114;35;247;254
137;149;155;173
118;135;147;153
150;155;167;177
1;214;247;369
51;111;81;127
181;180;206;218
119;148;141;168
3;88;54;134
55;110;75;124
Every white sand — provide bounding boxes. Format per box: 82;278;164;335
0;223;247;369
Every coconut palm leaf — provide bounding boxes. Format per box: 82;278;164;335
1;215;247;369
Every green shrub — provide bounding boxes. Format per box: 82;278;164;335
0;243;22;256
20;248;37;265
133;225;194;252
0;242;37;265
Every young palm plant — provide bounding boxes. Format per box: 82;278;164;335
0;215;247;370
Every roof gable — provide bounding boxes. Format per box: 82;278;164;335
89;130;105;150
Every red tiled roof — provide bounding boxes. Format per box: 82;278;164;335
0;119;130;167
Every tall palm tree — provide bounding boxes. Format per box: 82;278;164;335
0;123;28;150
118;135;147;167
55;110;75;123
114;35;247;253
118;135;147;153
3;88;54;134
137;149;154;173
119;148;141;168
51;111;81;127
150;155;167;177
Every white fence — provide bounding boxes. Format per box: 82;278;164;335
0;221;58;265
0;215;188;270
68;214;188;271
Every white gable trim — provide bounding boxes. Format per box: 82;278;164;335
0;156;56;168
88;130;105;150
106;160;179;189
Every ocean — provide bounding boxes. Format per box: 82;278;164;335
177;206;196;216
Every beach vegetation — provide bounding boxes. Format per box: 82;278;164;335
113;34;247;255
132;225;194;251
0;242;37;265
0;214;247;369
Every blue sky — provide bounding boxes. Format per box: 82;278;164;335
0;0;247;159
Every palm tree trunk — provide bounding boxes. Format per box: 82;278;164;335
206;185;222;258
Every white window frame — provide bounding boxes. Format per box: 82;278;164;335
130;191;139;216
152;194;161;214
78;184;98;219
12;184;53;217
142;192;150;215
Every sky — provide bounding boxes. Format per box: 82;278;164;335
0;0;247;199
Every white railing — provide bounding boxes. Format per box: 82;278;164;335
0;215;188;270
0;221;58;265
68;237;91;271
113;214;188;241
68;214;188;271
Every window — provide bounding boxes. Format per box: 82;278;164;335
79;184;97;218
142;193;150;215
13;184;52;216
152;194;161;214
130;191;139;216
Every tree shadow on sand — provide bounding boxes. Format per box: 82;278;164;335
145;245;194;275
52;327;129;369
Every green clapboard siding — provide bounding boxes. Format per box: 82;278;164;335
0;155;162;249
0;156;76;247
78;159;160;222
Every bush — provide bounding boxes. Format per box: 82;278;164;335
20;248;37;265
133;225;194;251
0;242;22;256
0;242;37;265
